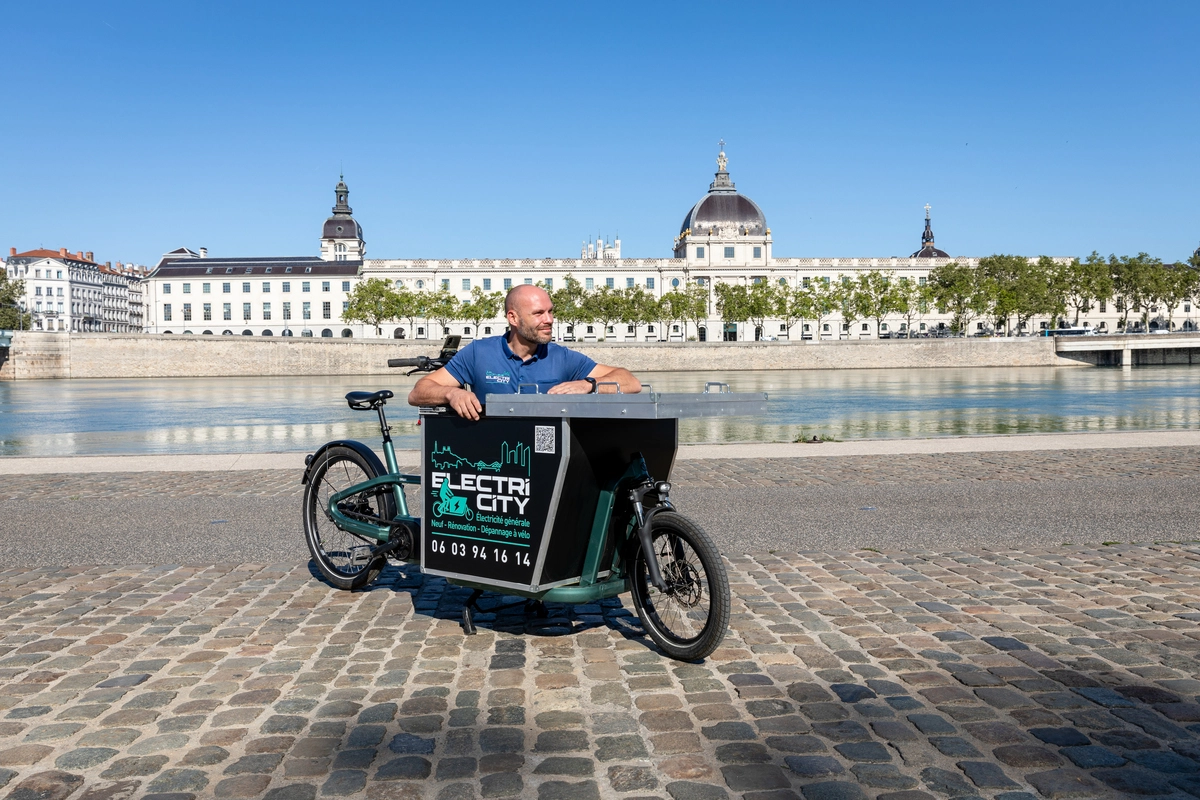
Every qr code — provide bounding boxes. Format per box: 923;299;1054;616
534;425;555;454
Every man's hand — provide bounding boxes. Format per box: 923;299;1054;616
547;380;594;395
408;368;482;420
446;387;483;420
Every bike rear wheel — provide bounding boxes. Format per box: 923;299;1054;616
303;446;396;590
629;511;730;661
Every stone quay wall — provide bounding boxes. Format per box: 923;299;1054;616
0;332;1079;380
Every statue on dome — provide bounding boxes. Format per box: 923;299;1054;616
716;139;728;173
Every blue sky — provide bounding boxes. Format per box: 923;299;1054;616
3;1;1198;266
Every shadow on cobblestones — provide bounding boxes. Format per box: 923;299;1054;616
2;545;1200;799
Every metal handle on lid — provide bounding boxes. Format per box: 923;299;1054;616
516;383;541;394
596;381;623;394
704;382;731;394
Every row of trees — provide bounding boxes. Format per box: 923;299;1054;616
343;277;712;340
341;250;1200;341
0;273;31;330
929;252;1200;334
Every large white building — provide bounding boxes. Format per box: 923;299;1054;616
145;146;1181;340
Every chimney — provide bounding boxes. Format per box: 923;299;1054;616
85;251;93;262
199;247;208;258
8;247;14;257
60;247;68;257
105;261;111;268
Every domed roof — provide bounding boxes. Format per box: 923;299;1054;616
681;194;766;236
679;143;766;237
323;218;363;240
323;174;361;241
911;205;949;258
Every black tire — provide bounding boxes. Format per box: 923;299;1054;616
303;446;396;590
629;511;730;661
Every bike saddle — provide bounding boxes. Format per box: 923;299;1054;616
346;390;394;410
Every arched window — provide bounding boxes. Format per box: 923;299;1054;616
393;328;405;339
242;329;253;336
262;329;273;336
341;328;352;338
321;328;333;337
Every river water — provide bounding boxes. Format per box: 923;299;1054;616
2;366;1199;457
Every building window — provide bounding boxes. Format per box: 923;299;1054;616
1186;303;1192;313
342;301;348;313
222;282;231;293
163;303;172;321
605;277;614;289
918;276;927;286
724;247;735;259
302;282;311;292
283;302;291;320
483;278;492;291
223;303;231;320
242;282;250;293
263;282;271;293
163;284;171;294
183;304;192;321
626;277;635;288
183;283;191;294
322;301;331;319
343;281;351;291
484;326;492;334
753;246;762;258
263;303;271;320
523;278;533;285
243;303;251;320
646;277;655;289
202;283;211;294
670;278;680;288
441;279;450;290
282;282;291;293
203;303;212;321
544;278;553;290
322;281;330;292
1100;300;1107;312
696;247;705;258
627;325;635;333
303;302;311;320
462;279;471;291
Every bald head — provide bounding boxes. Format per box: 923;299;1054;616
504;284;549;314
505;285;554;347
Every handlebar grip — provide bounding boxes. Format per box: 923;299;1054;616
388;358;424;368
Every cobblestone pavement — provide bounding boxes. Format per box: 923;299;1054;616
2;544;1200;798
5;445;1200;501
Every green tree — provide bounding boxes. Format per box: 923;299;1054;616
620;285;657;337
581;285;623;340
746;280;777;340
850;270;902;337
1110;253;1158;331
775;280;814;340
459;287;503;337
390;285;429;338
714;282;749;340
804;277;840;340
684;281;710;341
342;277;397;336
0;272;30;330
896;277;933;337
656;290;686;341
1064;252;1114;326
549;276;587;339
928;261;978;334
1150;261;1200;330
424;289;460;337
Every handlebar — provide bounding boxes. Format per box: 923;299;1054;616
388;335;462;375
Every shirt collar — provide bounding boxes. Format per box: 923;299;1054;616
502;333;548;363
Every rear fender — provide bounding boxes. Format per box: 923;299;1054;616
301;440;388;484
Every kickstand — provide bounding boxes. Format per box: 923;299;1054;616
462;589;483;635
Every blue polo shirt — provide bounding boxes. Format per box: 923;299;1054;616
444;334;597;404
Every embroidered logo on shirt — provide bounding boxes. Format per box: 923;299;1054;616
485;371;512;384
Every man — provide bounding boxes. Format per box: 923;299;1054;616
408;284;641;420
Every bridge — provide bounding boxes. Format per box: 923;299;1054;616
1054;331;1200;367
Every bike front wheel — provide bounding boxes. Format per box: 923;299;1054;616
629;511;730;661
303;445;396;590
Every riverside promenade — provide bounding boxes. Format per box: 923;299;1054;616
1;433;1200;798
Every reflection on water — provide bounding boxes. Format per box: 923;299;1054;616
2;366;1199;456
